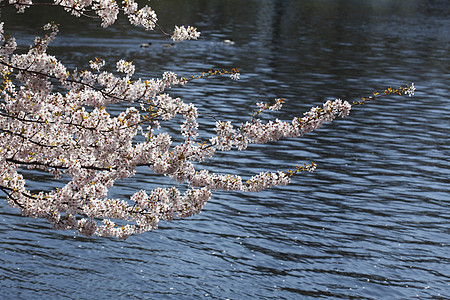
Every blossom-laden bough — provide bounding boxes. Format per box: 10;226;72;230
0;0;415;239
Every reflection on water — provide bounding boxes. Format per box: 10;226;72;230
1;0;449;299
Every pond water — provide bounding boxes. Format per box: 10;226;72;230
1;0;449;299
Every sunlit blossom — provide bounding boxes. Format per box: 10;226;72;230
405;83;415;97
230;72;240;80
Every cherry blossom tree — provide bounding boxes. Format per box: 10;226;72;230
0;0;415;239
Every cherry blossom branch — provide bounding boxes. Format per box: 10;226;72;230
0;2;417;239
0;1;97;16
2;0;201;40
0;186;25;209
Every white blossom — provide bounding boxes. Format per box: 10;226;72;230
230;72;240;80
405;83;415;97
116;59;135;77
171;25;201;42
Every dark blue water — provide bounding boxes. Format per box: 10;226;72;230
1;0;449;299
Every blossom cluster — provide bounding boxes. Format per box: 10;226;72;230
0;5;415;239
171;26;201;42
